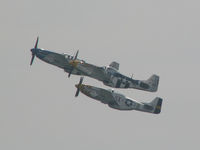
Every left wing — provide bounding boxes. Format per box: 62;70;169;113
94;87;117;105
76;62;110;82
37;50;78;71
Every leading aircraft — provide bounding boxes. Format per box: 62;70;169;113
30;37;159;92
75;77;162;114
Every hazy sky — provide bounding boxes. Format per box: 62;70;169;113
1;0;200;149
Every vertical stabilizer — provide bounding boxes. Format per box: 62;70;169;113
143;74;159;92
148;97;163;114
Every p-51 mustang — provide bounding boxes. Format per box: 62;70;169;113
30;37;159;92
75;77;162;114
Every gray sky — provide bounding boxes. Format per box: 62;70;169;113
1;0;200;149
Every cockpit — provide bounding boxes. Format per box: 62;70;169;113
63;53;85;63
63;54;73;59
106;67;117;75
107;89;115;93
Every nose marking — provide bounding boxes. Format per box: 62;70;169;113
75;84;93;96
69;60;81;67
75;84;87;91
75;84;83;89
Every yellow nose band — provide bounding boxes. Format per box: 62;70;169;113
69;60;80;67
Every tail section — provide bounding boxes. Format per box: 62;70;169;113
148;97;163;114
143;74;159;92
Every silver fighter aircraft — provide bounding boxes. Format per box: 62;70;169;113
30;37;159;92
75;77;162;114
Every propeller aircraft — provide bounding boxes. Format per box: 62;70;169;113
75;77;162;114
30;37;159;92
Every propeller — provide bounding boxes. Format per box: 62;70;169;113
75;77;84;97
30;37;39;66
68;50;79;78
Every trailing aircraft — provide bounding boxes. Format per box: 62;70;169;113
75;77;162;114
30;37;159;92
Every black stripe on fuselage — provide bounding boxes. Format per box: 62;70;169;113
113;72;139;85
116;79;122;88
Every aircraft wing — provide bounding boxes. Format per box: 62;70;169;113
95;88;118;105
77;62;110;82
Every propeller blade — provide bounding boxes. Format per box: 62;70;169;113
79;76;84;84
68;67;73;78
74;50;79;60
34;37;39;49
75;88;80;97
75;77;84;97
30;54;35;66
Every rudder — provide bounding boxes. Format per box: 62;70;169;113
149;97;163;114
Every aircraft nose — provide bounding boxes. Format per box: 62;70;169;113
75;84;85;90
31;48;38;54
69;60;74;66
